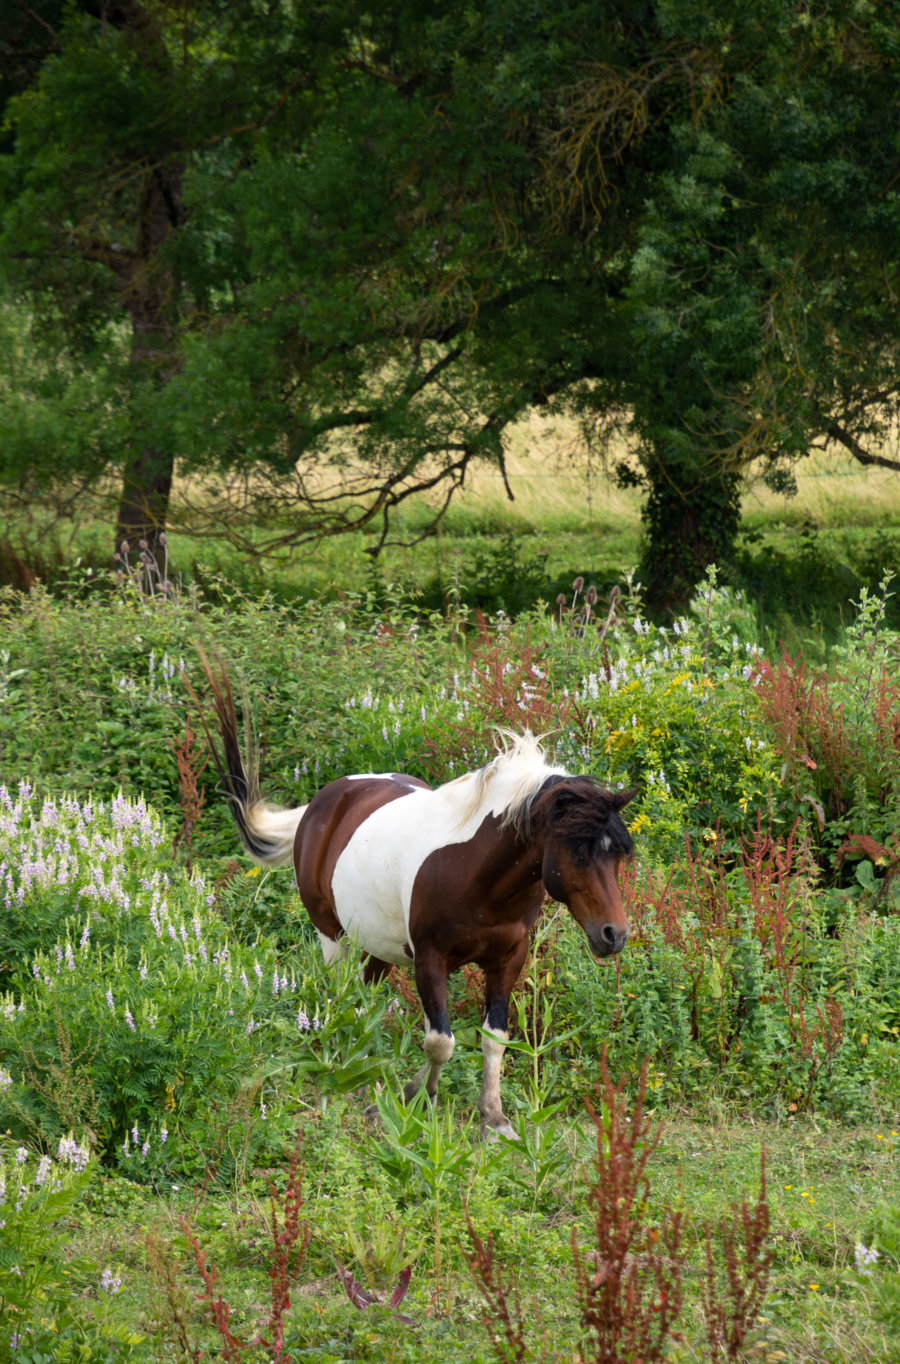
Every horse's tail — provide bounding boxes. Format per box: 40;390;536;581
188;647;305;868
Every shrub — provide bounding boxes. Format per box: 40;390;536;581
0;1134;141;1359
0;787;404;1166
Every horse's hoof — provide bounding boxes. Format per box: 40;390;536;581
483;1119;519;1143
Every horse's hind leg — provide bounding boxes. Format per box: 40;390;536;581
403;954;454;1103
316;930;347;965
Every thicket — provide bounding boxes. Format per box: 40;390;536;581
0;568;898;1355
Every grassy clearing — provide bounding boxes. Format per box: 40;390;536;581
4;420;899;625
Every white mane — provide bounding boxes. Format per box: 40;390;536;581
437;730;568;831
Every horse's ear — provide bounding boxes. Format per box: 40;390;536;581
609;787;640;812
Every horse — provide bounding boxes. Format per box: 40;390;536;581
196;655;637;1139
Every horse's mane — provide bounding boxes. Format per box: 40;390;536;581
437;732;635;859
439;730;565;829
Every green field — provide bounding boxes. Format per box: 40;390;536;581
1;464;899;1362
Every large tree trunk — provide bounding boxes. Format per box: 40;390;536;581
115;447;174;558
640;457;742;617
105;2;183;559
113;162;182;559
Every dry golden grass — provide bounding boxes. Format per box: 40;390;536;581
166;402;899;544
447;411;900;533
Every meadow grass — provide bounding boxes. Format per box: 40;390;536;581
57;1101;898;1363
5;423;899;620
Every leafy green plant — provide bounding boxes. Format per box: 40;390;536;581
370;1086;481;1203
0;1135;142;1360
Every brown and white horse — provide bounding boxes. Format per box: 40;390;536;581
199;659;636;1138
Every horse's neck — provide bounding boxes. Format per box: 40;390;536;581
477;818;545;900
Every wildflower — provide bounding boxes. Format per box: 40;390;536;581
106;988;114;1011
34;1155;52;1187
297;1008;311;1030
100;1268;123;1295
57;1137;89;1170
132;1123;140;1144
855;1242;879;1274
160;1128;168;1143
125;1008;136;1032
15;1147;27;1165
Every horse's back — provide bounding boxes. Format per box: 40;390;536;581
293;772;430;958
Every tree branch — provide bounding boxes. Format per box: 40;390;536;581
826;422;900;474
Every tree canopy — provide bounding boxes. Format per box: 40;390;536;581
2;0;899;609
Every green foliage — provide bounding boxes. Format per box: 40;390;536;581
757;573;900;884
3;2;900;606
371;1088;482;1203
0;580;464;844
858;1200;900;1337
415;570;784;861
0;570;898;1143
544;835;900;1120
0;785;400;1167
0;1136;142;1360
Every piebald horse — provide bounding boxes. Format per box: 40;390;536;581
198;658;636;1138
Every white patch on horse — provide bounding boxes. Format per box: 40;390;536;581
423;1028;454;1065
329;738;565;962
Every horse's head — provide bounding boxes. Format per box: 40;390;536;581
532;779;638;959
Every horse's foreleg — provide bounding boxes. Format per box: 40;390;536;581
478;945;529;1140
404;955;453;1103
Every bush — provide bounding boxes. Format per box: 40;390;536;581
0;786;405;1167
0;1134;141;1359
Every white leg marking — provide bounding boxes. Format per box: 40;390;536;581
479;1024;516;1139
423;1028;455;1066
317;931;347;965
411;1020;452;1102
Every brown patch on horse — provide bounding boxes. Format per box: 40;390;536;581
408;814;546;973
294;774;430;942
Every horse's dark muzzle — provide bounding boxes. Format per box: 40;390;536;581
588;925;629;958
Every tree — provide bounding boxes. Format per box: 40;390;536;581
1;0;340;552
2;1;899;609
